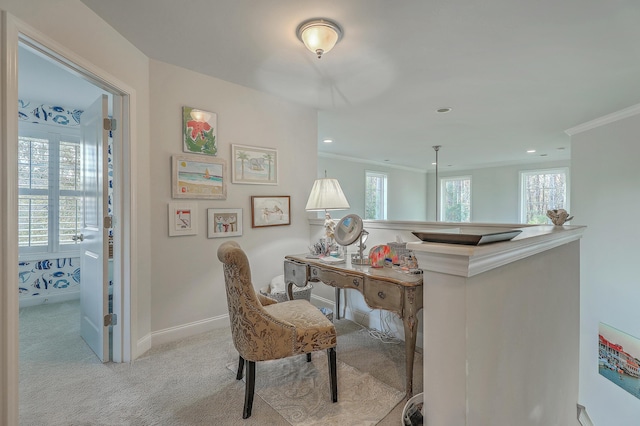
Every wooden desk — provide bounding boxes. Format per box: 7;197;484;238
284;254;423;398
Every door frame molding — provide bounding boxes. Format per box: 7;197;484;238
1;11;138;423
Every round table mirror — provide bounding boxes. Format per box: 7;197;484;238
334;214;363;246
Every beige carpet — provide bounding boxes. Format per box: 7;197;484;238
19;300;422;425
229;352;404;425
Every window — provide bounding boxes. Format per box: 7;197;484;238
520;168;569;224
18;124;82;254
365;171;387;220
440;176;471;222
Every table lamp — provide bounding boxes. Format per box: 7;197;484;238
305;173;350;254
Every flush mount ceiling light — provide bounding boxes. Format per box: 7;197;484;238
436;107;452;113
296;18;343;59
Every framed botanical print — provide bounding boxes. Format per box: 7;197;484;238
183;106;217;156
251;196;290;228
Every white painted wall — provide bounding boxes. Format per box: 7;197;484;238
318;154;427;221
149;60;317;339
572;110;640;425
426;160;571;223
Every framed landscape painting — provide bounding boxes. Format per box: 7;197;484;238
172;154;227;199
232;144;278;185
207;208;242;238
251;196;290;228
183;106;217;156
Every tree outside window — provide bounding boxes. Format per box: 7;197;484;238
440;176;471;222
365;171;387;220
520;168;568;224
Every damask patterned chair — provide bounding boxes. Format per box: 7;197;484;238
217;241;338;419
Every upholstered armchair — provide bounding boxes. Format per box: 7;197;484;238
217;241;338;419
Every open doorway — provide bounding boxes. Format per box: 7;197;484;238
16;39;128;422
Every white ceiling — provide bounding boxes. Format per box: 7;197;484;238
76;0;640;170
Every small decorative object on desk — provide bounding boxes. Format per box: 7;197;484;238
369;244;398;268
309;238;337;257
546;209;574;226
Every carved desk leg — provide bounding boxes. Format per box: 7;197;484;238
286;282;294;301
402;286;422;399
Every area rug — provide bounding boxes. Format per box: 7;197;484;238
228;352;404;426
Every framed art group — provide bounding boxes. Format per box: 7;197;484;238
169;106;289;237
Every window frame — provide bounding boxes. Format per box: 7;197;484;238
18;122;82;258
440;175;472;223
364;170;388;220
519;167;570;224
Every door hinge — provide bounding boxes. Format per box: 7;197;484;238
104;313;117;327
103;118;117;131
104;216;113;228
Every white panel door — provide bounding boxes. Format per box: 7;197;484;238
79;95;109;362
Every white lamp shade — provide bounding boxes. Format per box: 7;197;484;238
305;178;350;211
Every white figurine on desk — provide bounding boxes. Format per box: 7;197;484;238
324;212;335;239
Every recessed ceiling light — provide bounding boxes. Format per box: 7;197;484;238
431;162;437;165
527;150;536;153
384;159;390;162
436;107;452;113
540;153;548;157
323;139;333;143
557;147;565;150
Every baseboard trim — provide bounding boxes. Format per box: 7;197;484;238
150;314;230;347
19;290;80;308
136;333;152;358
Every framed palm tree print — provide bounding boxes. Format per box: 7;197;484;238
231;144;278;185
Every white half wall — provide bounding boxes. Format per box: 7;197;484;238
149;60;318;338
571;109;640;425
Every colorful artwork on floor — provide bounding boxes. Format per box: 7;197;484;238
599;322;640;400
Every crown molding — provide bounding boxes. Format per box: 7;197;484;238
565;103;640;136
318;152;427;173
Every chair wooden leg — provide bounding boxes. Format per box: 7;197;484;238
306;353;312;362
236;356;245;380
243;361;256;419
327;347;337;403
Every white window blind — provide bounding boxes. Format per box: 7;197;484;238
18;124;82;254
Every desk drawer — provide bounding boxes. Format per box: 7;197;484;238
309;266;363;290
364;278;403;313
284;260;308;287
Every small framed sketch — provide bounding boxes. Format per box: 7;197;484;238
168;202;198;236
207;208;243;238
172;154;227;199
251;196;290;228
183;106;217;156
232;144;278;185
